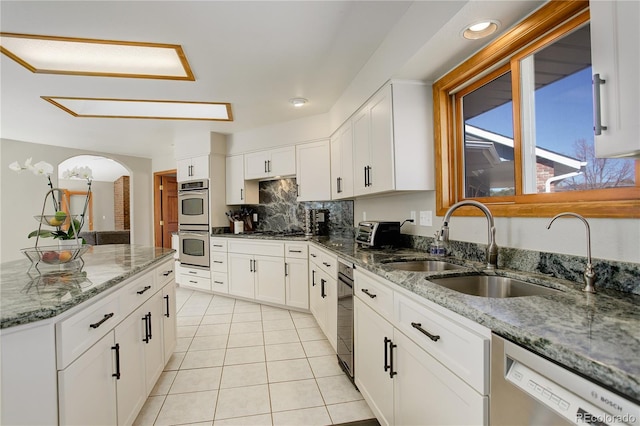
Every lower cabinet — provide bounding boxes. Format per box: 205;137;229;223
309;266;337;351
228;252;285;304
57;260;177;426
285;256;309;309
354;268;489;426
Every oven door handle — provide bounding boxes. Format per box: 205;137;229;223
179;190;208;196
180;232;208;237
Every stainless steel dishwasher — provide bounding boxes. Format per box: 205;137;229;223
491;334;639;426
336;258;354;381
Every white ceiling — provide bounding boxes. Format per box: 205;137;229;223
0;1;544;159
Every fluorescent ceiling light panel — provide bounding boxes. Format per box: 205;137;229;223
42;97;233;121
0;33;194;80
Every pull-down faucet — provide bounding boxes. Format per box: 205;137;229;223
546;212;596;293
438;200;498;270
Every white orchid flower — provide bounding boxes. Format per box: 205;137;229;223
32;161;54;177
8;161;23;172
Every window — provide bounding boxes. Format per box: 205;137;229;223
434;1;639;218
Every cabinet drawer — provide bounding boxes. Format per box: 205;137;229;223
211;253;227;272
181;266;211;279
285;242;308;259
155;259;175;287
119;272;157;316
181;275;211;291
308;244;337;277
394;292;489;394
228;240;284;257
211;272;228;294
211;238;228;252
354;269;393;321
56;292;121;370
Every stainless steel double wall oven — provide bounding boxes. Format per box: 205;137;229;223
178;179;210;269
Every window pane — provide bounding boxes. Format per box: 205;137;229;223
520;24;635;194
463;72;515;197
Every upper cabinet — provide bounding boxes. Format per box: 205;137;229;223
330;121;354;200
590;0;640;158
226;155;258;205
244;146;296;180
352;81;435;197
296;140;331;202
177;155;209;182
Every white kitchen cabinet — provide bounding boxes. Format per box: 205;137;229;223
296;140;331;201
58;332;118;426
354;268;488;426
211;238;229;294
244;146;296;180
143;291;165;394
590;0;640;158
226;154;258;205
330;122;354;199
353;81;434;196
161;281;177;362
308;245;338;350
179;265;211;292
228;240;286;305
354;297;395;426
285;243;309;310
177;155;209;182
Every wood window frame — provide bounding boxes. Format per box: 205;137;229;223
433;0;639;218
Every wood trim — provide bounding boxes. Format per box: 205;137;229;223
434;0;638;219
153;170;177;248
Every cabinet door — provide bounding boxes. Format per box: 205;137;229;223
144;291;165;394
177;158;192;182
270;146;296;176
368;85;395;193
354;298;394;426
254;254;286;305
590;0;640;158
114;307;147;426
352;107;371;196
331;123;354;199
309;266;325;331
228;253;255;298
190;155;210;180
296;140;331;201
162;282;177;363
393;331;487;426
226;155;245;204
58;332;118;426
244;151;270;180
285;257;309;309
323;276;338;351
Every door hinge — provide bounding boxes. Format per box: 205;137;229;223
159;220;164;226
159;184;163;190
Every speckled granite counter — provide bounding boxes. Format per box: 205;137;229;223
0;245;175;329
215;233;640;402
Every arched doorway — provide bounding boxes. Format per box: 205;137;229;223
58;155;130;232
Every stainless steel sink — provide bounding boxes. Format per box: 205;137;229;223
384;260;466;272
428;275;560;298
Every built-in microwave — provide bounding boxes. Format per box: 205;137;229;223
178;179;209;228
179;230;210;268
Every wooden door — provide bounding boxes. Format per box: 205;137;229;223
154;171;178;248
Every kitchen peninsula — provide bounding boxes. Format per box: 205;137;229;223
0;244;176;425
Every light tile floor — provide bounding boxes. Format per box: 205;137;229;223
134;286;375;426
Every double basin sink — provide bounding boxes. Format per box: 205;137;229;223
383;259;560;298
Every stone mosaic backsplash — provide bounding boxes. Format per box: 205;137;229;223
248;178;354;236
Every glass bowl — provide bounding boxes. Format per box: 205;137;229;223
22;244;90;265
34;214;77;227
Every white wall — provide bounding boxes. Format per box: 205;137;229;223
354;191;640;264
59;178;115;231
1;139;153;263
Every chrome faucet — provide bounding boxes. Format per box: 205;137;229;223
438;200;498;270
546;212;596;293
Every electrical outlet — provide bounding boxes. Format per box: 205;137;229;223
420;210;432;226
410;211;416;225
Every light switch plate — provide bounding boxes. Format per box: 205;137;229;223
420;211;432;226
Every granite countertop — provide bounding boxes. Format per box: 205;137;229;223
0;244;175;329
214;233;640;402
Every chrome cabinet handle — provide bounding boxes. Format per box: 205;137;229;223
361;288;377;299
411;322;440;342
240;188;244;200
593;73;608;136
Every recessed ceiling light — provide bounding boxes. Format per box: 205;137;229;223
0;32;194;80
42;97;233;121
289;98;308;108
462;20;500;40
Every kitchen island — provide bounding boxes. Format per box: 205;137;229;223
0;244;176;425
